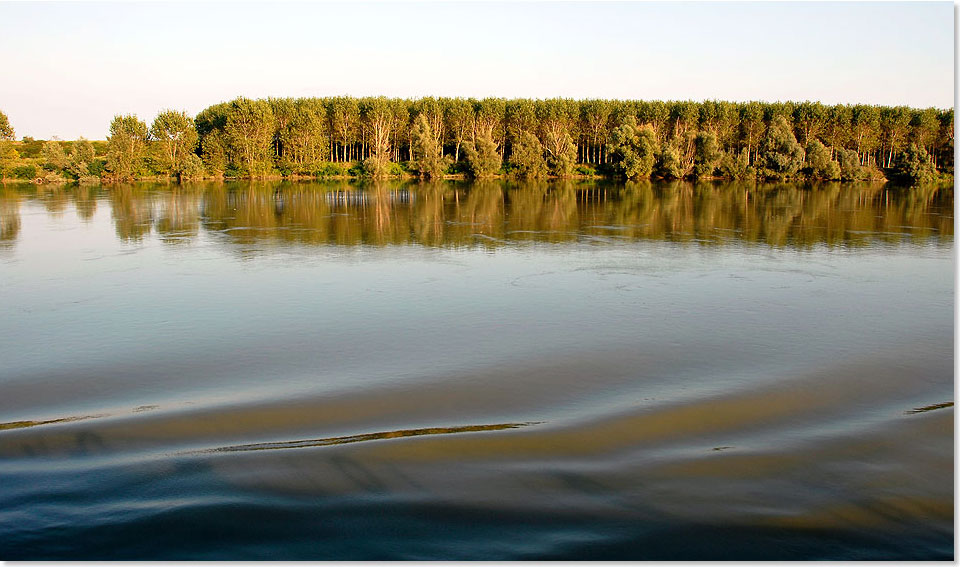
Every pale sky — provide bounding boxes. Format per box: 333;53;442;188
0;1;953;140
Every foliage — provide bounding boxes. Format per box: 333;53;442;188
150;110;199;176
0;110;14;141
106;114;148;180
314;162;346;178
12;164;37;179
68;138;96;178
509;132;547;178
607;117;657;179
835;148;869;181
693;131;721;178
177;154;205;180
42;141;70;172
719;150;753;180
759;116;805;178
463;134;501;178
803;139;841;180
895;144;939;185
410;114;449;179
225;98;275;176
657;142;685;179
545;131;577;177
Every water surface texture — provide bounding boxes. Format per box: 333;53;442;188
0;180;953;560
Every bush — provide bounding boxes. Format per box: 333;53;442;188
803;140;841;180
314;162;346;178
719;151;754;180
463;135;502;178
509;132;547;178
12;164;37;179
759;116;804;178
895;144;939;185
344;161;362;177
575;164;597;176
176;154;205;180
836;148;869;181
693;131;721;178
607;118;657;179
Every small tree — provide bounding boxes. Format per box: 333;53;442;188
803;139;841;180
42;140;70;172
895;144;939;185
693;131;721;178
657;141;685;179
177;154;205;180
759;116;804;178
836;147;869;181
606;117;657;179
509;132;547;178
463;133;501;178
719;150;754;180
410;114;449;179
150;110;199;176
545;132;577;177
106;114;149;180
68;138;96;178
0;110;14;141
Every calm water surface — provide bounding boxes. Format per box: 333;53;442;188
0;180;953;559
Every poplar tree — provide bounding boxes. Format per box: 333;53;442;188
150;110;198;175
0;110;14;141
106;114;149;180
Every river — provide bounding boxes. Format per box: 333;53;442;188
0;179;953;559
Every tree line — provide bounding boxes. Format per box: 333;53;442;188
0;97;953;185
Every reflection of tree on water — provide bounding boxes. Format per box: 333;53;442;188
73;186;98;222
155;187;200;243
38;185;70;218
0;181;953;249
0;186;21;246
110;184;155;243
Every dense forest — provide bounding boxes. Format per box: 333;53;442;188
0;97;953;185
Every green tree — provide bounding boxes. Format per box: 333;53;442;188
895;144;939;185
359;97;394;178
803;139;841;180
106;114;149;180
657;141;685;179
0;110;14;141
68;138;96;178
508;132;547;178
759;116;804;178
607;117;658;179
463;133;501;178
580;99;612;164
879;106;911;167
150;109;199;176
738;101;764;165
410;114;449;179
793;101;827;146
836;147;869;181
328;96;359;162
693;131;721;178
281;98;327;171
225;98;275;176
42;140;70;172
444;98;473;163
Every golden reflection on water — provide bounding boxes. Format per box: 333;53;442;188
2;180;953;248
